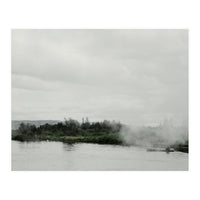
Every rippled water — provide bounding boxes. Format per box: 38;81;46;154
12;141;188;171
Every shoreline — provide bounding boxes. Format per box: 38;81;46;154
12;134;123;145
12;135;188;153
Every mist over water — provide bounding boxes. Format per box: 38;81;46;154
120;121;188;147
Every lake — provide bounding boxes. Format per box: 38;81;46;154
12;141;188;171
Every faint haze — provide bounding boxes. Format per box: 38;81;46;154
11;29;188;126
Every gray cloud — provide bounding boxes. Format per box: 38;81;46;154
12;29;188;125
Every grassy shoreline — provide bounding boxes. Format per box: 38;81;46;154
12;133;188;153
12;133;123;145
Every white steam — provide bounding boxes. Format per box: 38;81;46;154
120;123;188;147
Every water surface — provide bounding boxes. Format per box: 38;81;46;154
12;141;188;171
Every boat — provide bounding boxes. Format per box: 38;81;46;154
147;147;174;152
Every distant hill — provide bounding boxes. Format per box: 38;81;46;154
12;120;61;130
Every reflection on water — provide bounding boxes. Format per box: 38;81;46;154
62;143;75;151
12;141;188;171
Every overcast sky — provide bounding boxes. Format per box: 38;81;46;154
12;29;188;126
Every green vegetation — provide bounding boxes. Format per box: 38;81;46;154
12;118;123;145
11;118;188;153
171;140;189;153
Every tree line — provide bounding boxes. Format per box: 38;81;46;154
16;118;122;137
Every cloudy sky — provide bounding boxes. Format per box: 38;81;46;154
12;29;188;126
